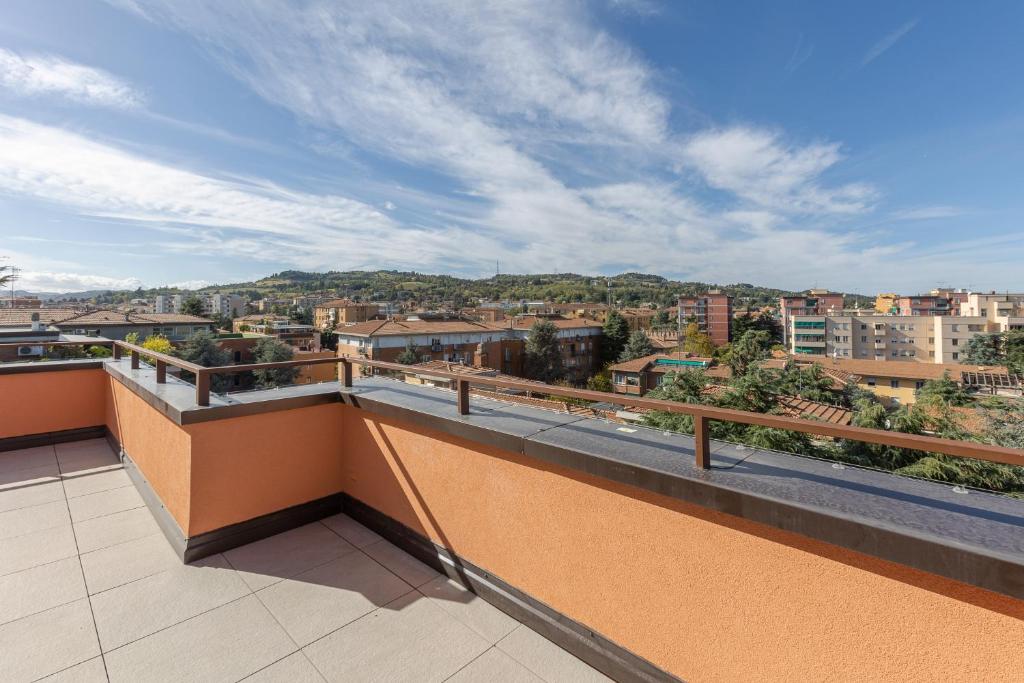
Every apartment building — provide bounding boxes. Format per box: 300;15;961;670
779;290;844;345
0;308;216;342
960;292;1024;331
796;357;1009;407
790;313;990;363
314;299;381;329
155;293;244;318
678;291;732;346
335;316;602;382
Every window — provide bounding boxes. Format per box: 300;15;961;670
915;381;925;390
929;351;935;358
866;377;876;387
860;324;867;330
928;337;934;344
233;351;241;362
891;351;898;357
861;336;867;343
951;324;960;332
951;338;959;346
952;352;959;360
890;380;899;389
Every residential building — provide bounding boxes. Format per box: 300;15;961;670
608;353;715;396
779;290;845;345
231;314;291;333
875;293;900;314
0;309;215;342
796;357;1010;407
678;291;732;346
314;299;381;329
335;316;602;382
894;293;960;316
246;319;321;352
155;293;244;318
0;295;41;309
789;313;990;363
960;291;1024;331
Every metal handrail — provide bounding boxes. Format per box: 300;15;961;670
5;339;1020;471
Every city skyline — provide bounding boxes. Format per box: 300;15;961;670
2;1;1023;293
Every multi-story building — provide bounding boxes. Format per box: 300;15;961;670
155;293;244;318
960;292;1024;331
790;313;990;363
0;309;216;342
779;290;844;345
875;293;900;315
335;316;602;382
894;293;960;316
314;299;381;330
795;357;1010;407
678;291;732;346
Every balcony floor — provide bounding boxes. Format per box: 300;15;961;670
0;440;609;683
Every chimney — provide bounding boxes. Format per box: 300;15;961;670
30;312;42;332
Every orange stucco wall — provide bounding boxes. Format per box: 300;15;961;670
6;366;1024;680
337;406;1024;682
184;403;345;536
0;368;107;439
106;377;193;533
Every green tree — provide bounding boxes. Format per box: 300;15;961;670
586;369;612;392
602;310;629;363
176;330;231;391
682;322;714;357
652;309;671;330
252;337;299;388
179;295;206;317
395;339;419;365
725;330;770;378
0;266;13;289
964;333;1003;366
916;372;973;407
524;320;564;383
619;330;654;362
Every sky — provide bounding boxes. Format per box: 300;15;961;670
0;1;1022;294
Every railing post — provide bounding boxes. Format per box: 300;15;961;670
339;358;353;388
196;371;210;407
156;359;166;384
130;350;140;370
694;414;711;469
457;379;470;415
112;343;122;360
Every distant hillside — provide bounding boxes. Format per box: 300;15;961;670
28;270;874;310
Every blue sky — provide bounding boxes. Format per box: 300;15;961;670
0;0;1022;293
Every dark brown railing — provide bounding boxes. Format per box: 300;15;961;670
3;339;1022;471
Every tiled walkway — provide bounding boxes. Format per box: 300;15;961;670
0;439;610;682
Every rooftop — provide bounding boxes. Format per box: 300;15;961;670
0;309;214;328
798;357;1010;381
0;439;606;682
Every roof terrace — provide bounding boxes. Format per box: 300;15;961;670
1;339;1023;681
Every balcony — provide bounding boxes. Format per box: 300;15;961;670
1;343;1023;681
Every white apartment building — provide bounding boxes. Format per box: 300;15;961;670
960;292;1024;331
791;314;990;364
154;293;244;318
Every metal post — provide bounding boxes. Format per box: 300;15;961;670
130;350;140;370
112;343;122;360
196;371;210;407
339;359;353;388
156;359;166;384
457;379;470;415
694;414;710;469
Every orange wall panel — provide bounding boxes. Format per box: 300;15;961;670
184;403;346;536
0;368;106;439
337;406;1024;682
106;378;192;533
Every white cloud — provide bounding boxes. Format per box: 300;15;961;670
19;271;144;293
862;19;919;67
167;279;213;290
15;0;975;291
0;48;142;108
683;127;876;214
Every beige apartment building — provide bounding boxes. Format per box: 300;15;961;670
959;292;1024;330
313;299;381;329
791;314;990;363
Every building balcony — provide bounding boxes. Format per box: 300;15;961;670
1;348;1023;681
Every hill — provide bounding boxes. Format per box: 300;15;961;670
45;270;874;310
